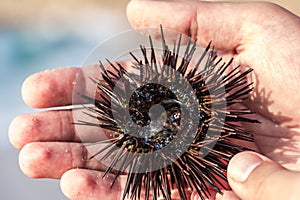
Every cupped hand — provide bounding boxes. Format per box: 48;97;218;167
127;0;300;199
9;1;300;200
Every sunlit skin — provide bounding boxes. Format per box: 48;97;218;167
9;1;300;200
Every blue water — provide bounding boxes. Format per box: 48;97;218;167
0;28;97;147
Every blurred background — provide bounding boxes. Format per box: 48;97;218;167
0;0;299;199
0;0;131;199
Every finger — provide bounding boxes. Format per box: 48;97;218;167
9;109;110;149
60;169;125;200
22;64;107;108
22;61;133;109
61;169;193;200
9;110;76;149
22;67;80;108
227;151;300;200
127;0;270;51
19;142;107;179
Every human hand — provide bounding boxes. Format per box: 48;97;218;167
126;0;300;199
9;0;300;200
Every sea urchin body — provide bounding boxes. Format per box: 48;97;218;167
75;27;259;200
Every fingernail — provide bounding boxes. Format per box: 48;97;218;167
228;152;264;182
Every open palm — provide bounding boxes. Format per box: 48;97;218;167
9;1;300;199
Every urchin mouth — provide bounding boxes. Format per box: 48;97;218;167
126;83;181;151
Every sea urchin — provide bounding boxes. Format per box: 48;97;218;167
74;27;259;200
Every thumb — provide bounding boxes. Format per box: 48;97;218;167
227;151;300;200
127;0;243;50
127;0;281;51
